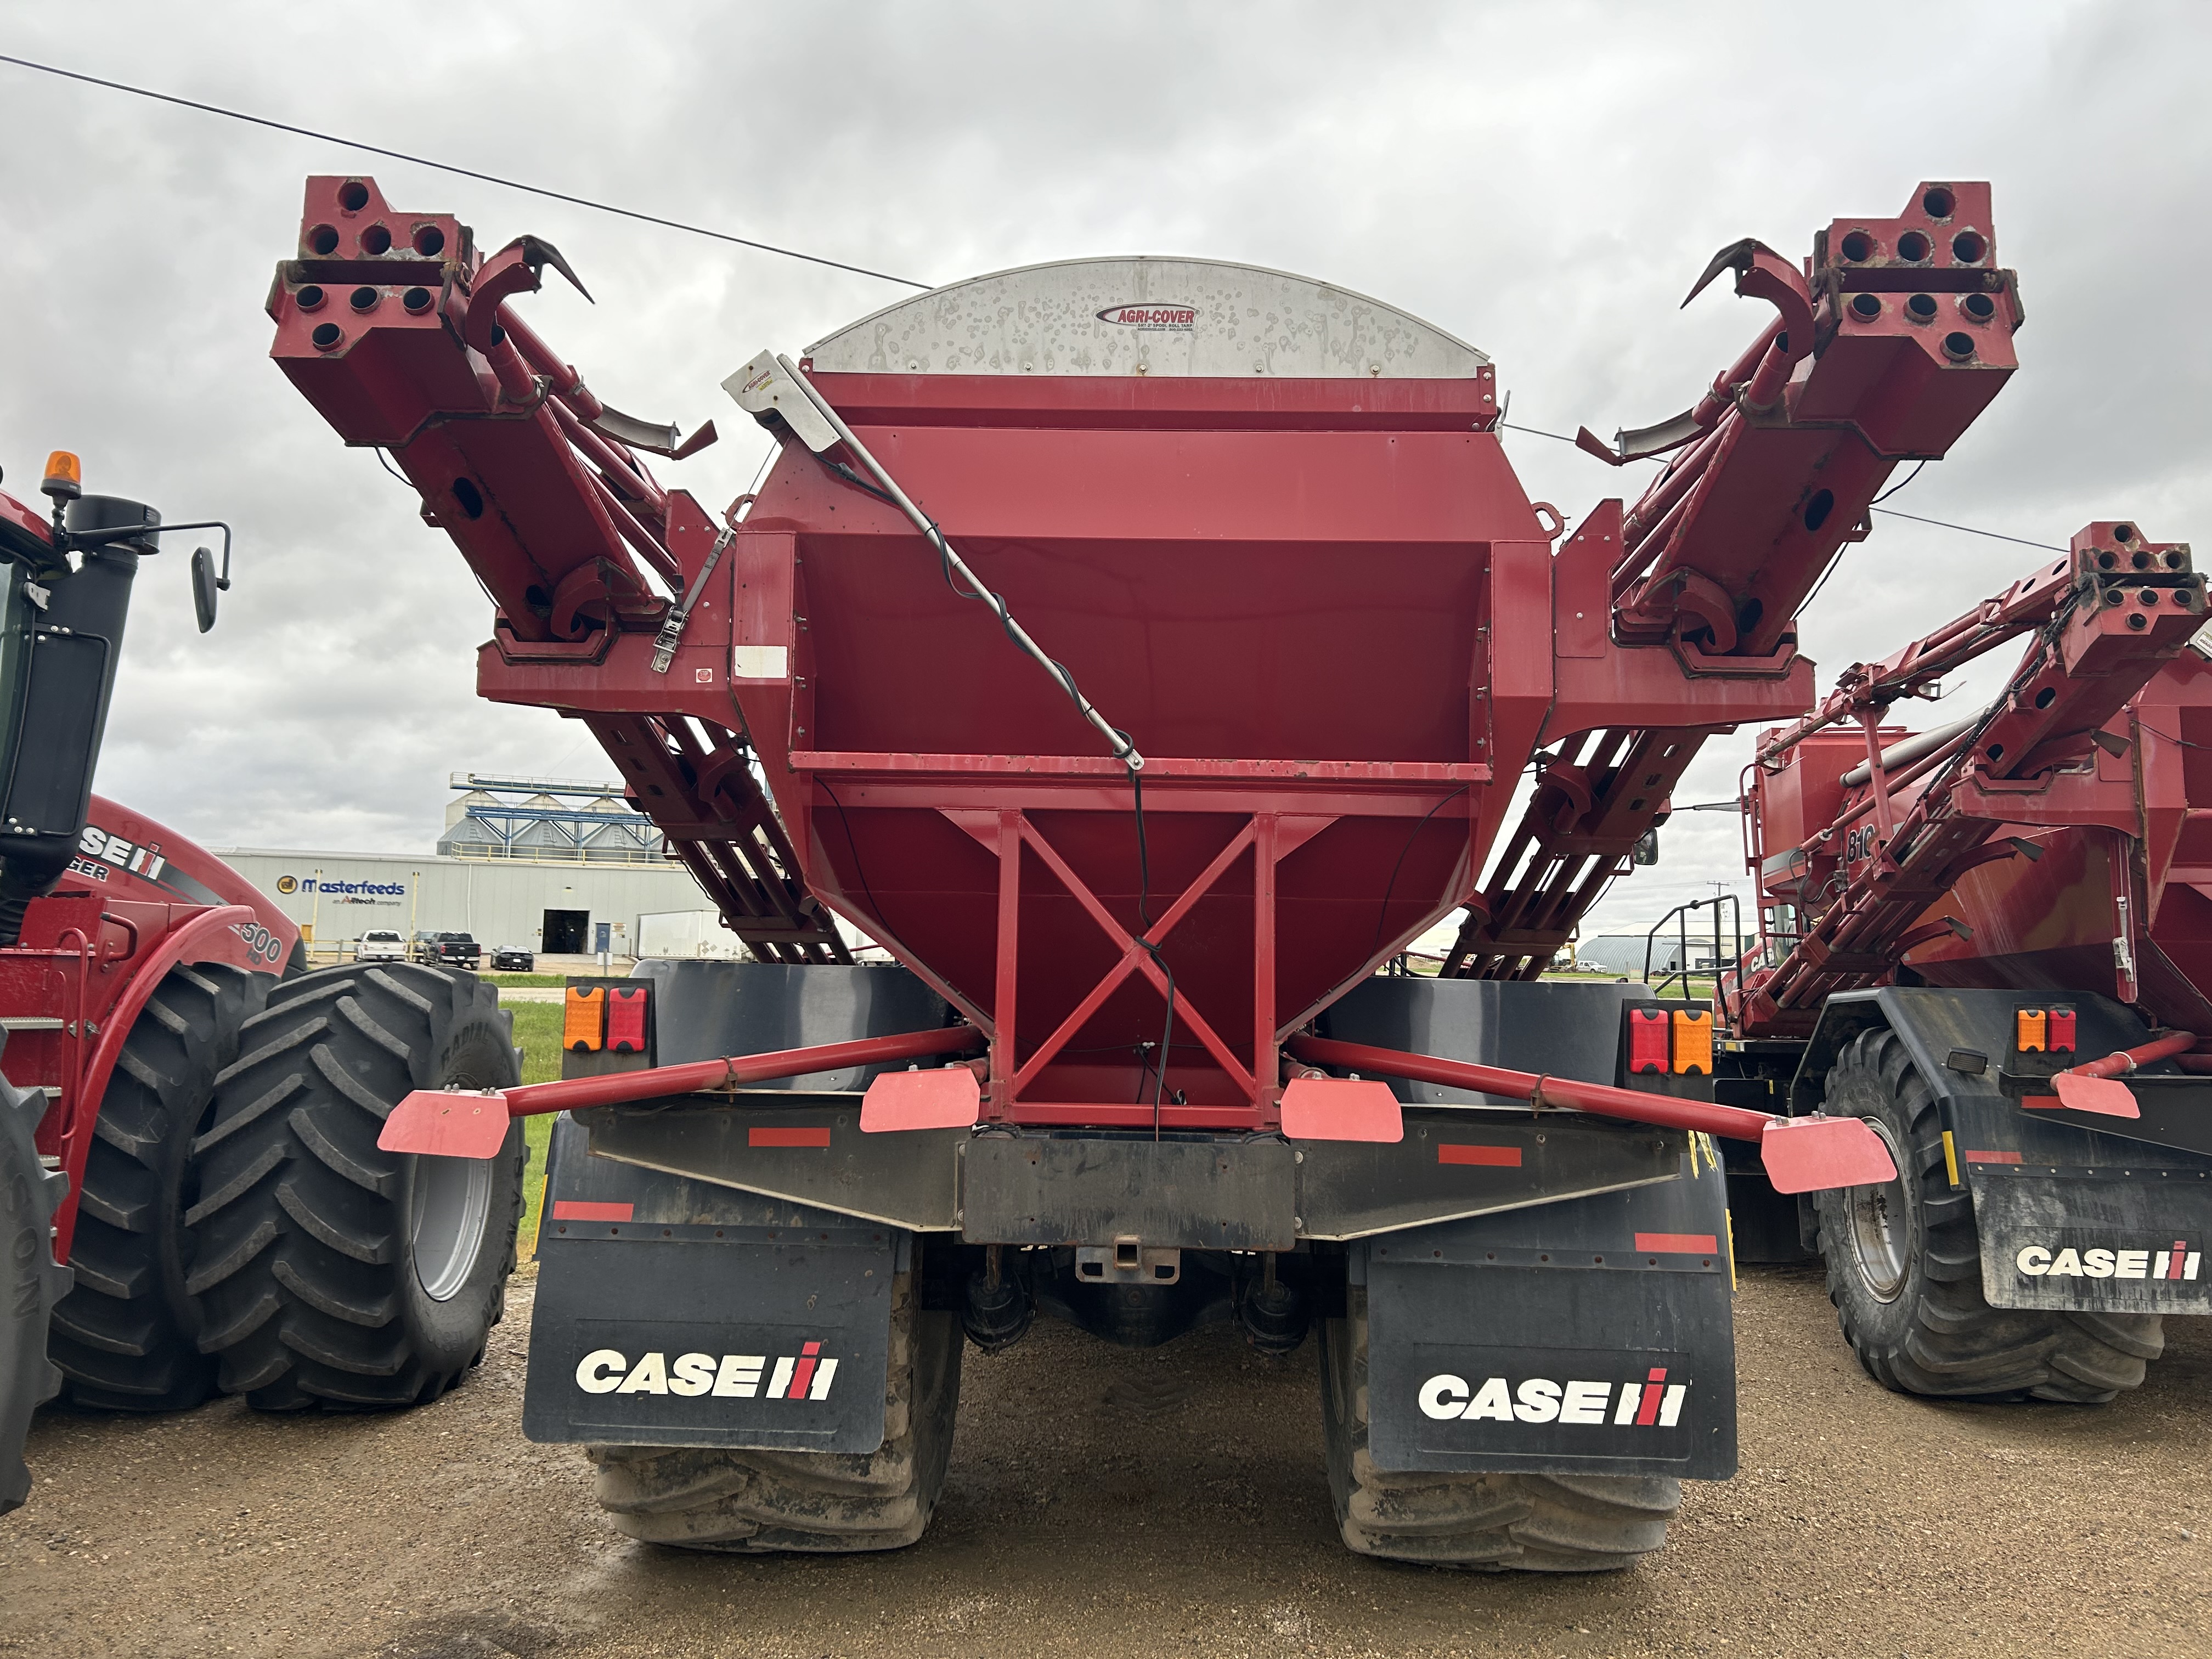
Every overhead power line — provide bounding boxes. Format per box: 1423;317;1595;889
1496;419;2066;552
0;51;934;291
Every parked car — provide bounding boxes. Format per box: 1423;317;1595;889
414;930;481;969
357;929;407;962
490;945;535;972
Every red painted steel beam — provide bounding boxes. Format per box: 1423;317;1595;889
377;1025;984;1157
1285;1034;1896;1192
1288;1032;1773;1141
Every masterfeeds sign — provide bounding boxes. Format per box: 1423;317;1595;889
1420;1366;1689;1427
275;874;407;906
574;1342;838;1401
2016;1240;2201;1281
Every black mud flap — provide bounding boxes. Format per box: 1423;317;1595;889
1971;1163;2212;1315
1360;1146;1737;1481
523;1115;902;1453
1793;988;2212;1313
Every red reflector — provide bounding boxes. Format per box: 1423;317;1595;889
1627;1007;1669;1074
1438;1143;1522;1166
607;985;648;1055
2047;1006;2076;1053
1634;1232;1718;1254
375;1088;511;1159
1759;1114;1899;1193
1280;1077;1404;1143
2053;1071;2141;1118
749;1126;832;1148
859;1067;981;1133
551;1200;633;1222
1962;1149;2023;1164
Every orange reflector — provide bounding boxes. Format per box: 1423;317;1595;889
1671;1009;1713;1076
2016;1008;2047;1052
563;984;606;1052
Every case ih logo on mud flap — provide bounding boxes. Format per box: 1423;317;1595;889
575;1342;838;1401
1096;303;1197;330
1373;1341;1722;1474
2015;1242;2200;1282
1420;1367;1688;1427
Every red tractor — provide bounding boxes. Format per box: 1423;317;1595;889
0;456;524;1513
261;174;2042;1570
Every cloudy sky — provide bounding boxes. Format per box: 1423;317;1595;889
2;1;2206;945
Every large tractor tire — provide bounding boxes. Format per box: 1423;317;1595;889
588;1272;961;1551
1320;1289;1678;1572
187;962;524;1409
2;1068;71;1513
1813;1028;2161;1402
50;961;268;1411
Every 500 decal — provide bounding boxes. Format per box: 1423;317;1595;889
232;921;286;966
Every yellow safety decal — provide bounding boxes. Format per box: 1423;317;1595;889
1941;1128;1961;1189
1724;1207;1738;1293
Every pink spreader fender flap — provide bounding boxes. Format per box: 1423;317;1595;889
1758;1114;1897;1194
1279;1077;1405;1143
379;1090;513;1159
2051;1071;2141;1118
861;1066;983;1132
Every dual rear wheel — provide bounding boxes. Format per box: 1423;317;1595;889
5;961;524;1511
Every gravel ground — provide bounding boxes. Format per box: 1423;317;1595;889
3;1264;2206;1659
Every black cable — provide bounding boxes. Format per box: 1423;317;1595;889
1871;458;1927;505
1368;786;1469;965
1499;414;2062;553
817;780;886;934
2134;720;2212;752
1128;765;1177;1135
0;52;932;291
1869;506;2065;552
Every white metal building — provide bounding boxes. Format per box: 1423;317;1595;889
210;846;712;954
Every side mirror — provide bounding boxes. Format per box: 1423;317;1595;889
1631;828;1660;866
191;545;222;633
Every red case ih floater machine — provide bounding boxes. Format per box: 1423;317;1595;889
263;174;2035;1568
1716;518;2212;1402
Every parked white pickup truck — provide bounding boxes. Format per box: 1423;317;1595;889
356;929;407;962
